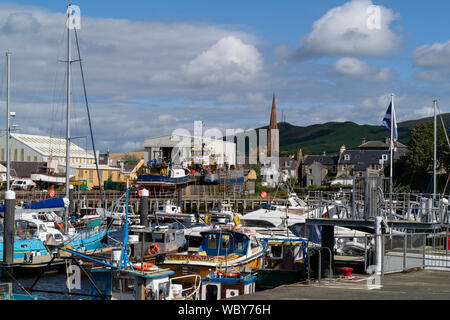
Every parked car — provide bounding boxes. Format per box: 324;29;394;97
11;179;37;191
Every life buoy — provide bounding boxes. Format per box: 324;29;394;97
219;271;240;278
147;243;160;256
133;263;155;271
49;189;55;198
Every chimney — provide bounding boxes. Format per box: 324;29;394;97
362;138;366;145
323;152;326;156
339;145;346;158
385;137;390;145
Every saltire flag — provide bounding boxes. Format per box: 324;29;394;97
382;102;398;142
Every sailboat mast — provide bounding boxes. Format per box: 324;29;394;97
5;52;11;191
65;6;73;232
433;99;437;198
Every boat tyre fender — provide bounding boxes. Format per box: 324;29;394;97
156;253;166;264
148;243;160;256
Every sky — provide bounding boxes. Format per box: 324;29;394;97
0;0;449;153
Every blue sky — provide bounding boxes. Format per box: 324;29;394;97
0;0;449;152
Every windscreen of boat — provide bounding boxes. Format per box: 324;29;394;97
240;219;276;228
153;233;165;243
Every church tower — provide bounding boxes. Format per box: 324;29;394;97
267;92;279;156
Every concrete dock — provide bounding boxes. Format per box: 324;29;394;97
229;270;450;300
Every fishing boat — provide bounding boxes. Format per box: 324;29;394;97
200;268;257;300
82;187;201;300
256;237;310;289
159;226;264;280
152;200;196;224
137;160;189;186
127;224;187;264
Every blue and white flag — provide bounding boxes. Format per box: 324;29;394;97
382;102;398;142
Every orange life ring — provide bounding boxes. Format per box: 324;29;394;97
49;189;55;198
219;271;240;278
133;263;155;271
147;243;160;256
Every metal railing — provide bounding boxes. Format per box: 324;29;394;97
306;247;333;284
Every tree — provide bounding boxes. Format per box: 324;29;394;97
123;154;140;166
405;122;449;191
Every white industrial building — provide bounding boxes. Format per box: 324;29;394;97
144;133;236;167
0;133;98;175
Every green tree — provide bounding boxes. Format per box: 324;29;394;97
123;154;140;166
405;122;449;191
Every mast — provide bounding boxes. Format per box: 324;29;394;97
65;6;73;232
433;99;437;198
5;52;11;191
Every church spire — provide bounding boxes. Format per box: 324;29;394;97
267;92;279;156
270;92;278;129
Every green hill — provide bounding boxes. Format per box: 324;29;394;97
259;113;450;156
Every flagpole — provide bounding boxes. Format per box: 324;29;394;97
390;93;394;217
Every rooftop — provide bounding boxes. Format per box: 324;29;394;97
7;133;95;159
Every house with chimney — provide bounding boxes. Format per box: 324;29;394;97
298;152;338;187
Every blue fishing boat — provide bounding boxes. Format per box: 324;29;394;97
137;163;189;185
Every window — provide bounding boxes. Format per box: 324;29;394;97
33;156;37;162
14;149;17;161
208;234;216;249
27;156;30;162
153;233;164;243
382;154;388;161
1;148;4;161
89;170;94;182
221;235;230;250
20;149;24;161
250;237;259;249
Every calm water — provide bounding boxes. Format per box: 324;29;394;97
6;228;125;300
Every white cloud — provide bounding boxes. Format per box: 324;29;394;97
412;40;450;83
412;40;450;68
333;57;392;82
296;0;400;58
181;36;264;86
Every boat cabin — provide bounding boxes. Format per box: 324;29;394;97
201;270;257;300
128;225;187;260
89;267;177;300
198;228;261;258
152;201;196;224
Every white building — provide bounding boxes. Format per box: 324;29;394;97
144;134;236;167
0;133;98;175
